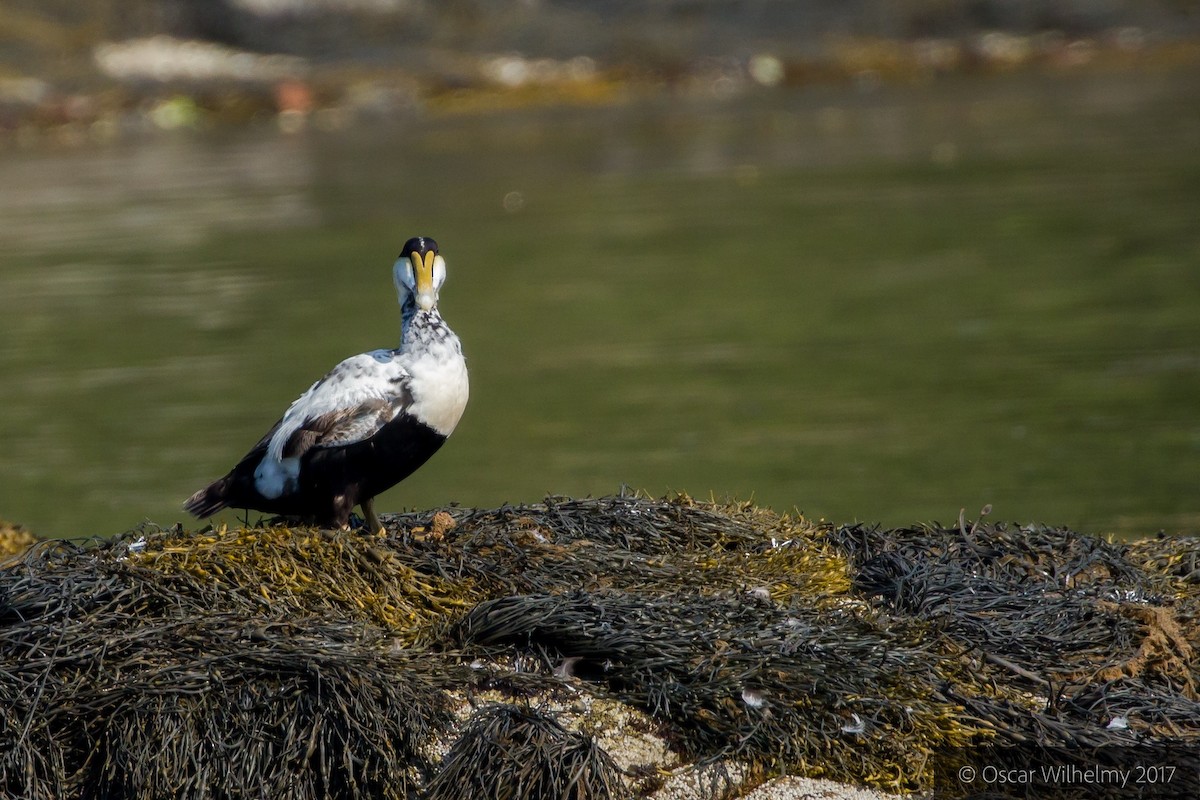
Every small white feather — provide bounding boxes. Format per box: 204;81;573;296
841;713;866;734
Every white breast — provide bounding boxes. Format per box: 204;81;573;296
406;336;469;436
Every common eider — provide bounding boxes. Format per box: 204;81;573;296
184;236;469;532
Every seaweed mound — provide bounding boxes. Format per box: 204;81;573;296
1;494;1198;799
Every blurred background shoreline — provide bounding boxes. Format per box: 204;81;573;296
3;0;1200;139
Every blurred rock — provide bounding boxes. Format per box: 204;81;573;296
94;35;307;83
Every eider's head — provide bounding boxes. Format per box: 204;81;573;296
394;236;446;311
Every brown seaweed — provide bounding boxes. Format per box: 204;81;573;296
1;494;1197;798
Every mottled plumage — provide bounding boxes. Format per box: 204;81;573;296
185;237;468;530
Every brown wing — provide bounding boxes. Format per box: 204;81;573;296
281;397;402;458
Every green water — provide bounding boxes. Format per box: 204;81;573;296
2;69;1198;539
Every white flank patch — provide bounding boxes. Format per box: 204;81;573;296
255;456;300;499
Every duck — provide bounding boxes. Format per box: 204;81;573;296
184;236;469;532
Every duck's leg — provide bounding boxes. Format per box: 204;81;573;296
362;497;384;535
331;493;355;530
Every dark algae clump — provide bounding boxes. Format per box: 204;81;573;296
1;494;1197;798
